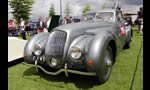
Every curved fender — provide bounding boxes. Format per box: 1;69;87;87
85;31;114;74
67;34;93;57
24;32;50;64
66;34;93;69
68;35;93;52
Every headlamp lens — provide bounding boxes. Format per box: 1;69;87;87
70;46;82;59
34;50;42;56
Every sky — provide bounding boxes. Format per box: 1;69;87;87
8;0;143;21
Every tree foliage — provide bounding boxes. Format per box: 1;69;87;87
82;4;91;15
64;1;71;17
49;3;56;17
8;0;34;23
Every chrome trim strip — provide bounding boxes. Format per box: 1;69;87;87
22;62;96;76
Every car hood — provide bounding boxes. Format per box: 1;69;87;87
55;21;114;34
53;21;114;53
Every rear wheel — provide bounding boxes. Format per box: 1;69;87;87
124;36;132;49
98;46;113;84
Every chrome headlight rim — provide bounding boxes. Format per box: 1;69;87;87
70;46;83;60
33;44;43;56
33;49;43;56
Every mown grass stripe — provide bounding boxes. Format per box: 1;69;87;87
130;40;143;90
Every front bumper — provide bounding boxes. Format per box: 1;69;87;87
22;62;96;77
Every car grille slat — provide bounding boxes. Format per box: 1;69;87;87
45;31;67;56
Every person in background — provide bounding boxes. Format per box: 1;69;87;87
81;15;87;22
25;23;30;36
136;7;143;33
37;17;45;33
62;16;67;25
8;20;14;28
68;16;74;24
19;18;26;40
13;22;19;36
29;20;34;36
44;16;51;32
8;20;15;36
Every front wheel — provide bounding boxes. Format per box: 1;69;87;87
98;46;113;84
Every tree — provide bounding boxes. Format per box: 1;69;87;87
64;1;71;17
8;0;34;23
49;3;56;17
82;4;91;15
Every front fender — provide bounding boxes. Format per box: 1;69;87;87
24;32;50;64
85;31;114;74
66;34;93;69
68;34;93;53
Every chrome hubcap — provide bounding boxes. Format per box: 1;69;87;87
105;55;112;67
106;58;112;67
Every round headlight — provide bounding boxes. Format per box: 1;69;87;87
70;46;82;59
50;58;57;66
34;50;42;56
33;44;43;56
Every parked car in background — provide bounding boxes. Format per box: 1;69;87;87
123;17;133;25
23;8;132;84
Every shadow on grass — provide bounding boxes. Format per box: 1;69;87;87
23;67;102;89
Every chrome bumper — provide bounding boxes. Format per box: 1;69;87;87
22;62;96;77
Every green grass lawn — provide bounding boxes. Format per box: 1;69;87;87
8;27;143;90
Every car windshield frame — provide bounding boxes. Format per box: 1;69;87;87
96;11;115;22
81;13;96;22
82;11;115;22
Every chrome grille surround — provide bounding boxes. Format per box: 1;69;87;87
45;30;67;68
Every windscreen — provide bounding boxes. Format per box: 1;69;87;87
96;12;114;22
81;13;96;21
81;12;114;22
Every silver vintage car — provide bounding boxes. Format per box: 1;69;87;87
23;8;132;84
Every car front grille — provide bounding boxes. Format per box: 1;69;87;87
45;31;67;57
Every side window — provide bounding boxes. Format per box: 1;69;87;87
96;12;114;21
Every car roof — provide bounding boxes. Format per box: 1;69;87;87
85;9;117;15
